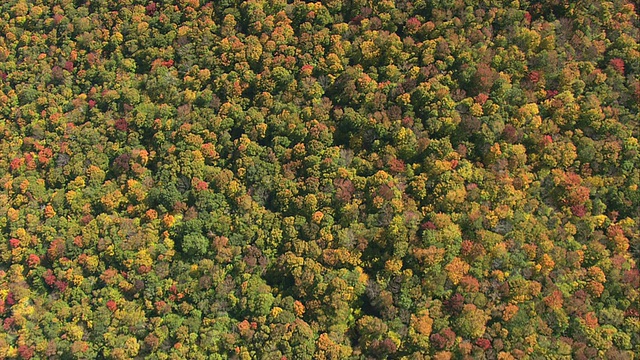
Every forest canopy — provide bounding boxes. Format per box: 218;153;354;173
0;0;639;359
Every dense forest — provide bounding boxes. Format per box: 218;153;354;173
0;0;639;358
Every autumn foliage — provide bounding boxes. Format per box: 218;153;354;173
0;0;638;358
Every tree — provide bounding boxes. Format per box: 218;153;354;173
455;304;489;339
181;233;208;257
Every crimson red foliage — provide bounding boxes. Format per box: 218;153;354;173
27;254;41;267
571;204;587;217
44;269;56;286
406;17;421;33
528;71;540;83
475;338;491;350
115;118;129;132
610;58;625;74
17;345;34;360
146;2;157;15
